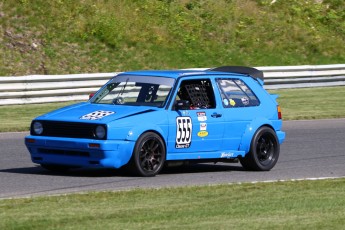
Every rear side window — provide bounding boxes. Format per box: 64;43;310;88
216;79;260;108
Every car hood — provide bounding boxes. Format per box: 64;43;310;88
36;102;157;123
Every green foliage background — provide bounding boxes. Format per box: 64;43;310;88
0;0;344;76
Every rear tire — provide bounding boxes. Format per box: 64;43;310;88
128;132;166;177
240;126;280;171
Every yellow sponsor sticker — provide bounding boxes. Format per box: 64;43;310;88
197;131;208;137
229;99;236;106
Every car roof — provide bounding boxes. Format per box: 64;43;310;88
119;69;205;79
118;66;264;82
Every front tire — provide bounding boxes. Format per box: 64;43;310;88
240;126;280;171
128;132;166;177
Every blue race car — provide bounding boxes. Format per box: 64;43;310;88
25;66;285;176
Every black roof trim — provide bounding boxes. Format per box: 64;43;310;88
209;66;264;82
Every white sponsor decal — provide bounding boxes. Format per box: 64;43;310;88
200;122;207;131
80;110;115;120
241;97;249;105
197;112;207;121
176;117;192;148
221;152;234;158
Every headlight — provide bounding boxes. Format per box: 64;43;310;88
33;121;43;135
95;125;106;139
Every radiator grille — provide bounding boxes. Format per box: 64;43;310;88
31;121;106;139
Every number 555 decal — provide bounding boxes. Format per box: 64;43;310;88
176;117;192;148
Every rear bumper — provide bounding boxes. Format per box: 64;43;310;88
25;135;135;168
276;130;286;144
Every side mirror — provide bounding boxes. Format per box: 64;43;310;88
175;100;190;110
89;93;95;100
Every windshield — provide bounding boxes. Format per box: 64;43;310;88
91;75;175;107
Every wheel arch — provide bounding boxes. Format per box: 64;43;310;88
126;126;167;156
137;129;167;150
127;130;167;177
239;118;276;153
125;124;167;143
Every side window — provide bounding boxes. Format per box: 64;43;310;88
217;79;260;108
176;79;216;109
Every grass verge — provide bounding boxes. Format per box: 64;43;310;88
269;86;345;120
1;178;345;229
0;102;75;132
1;86;345;132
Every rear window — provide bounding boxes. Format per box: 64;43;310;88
216;79;260;108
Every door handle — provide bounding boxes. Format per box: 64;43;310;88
211;113;222;118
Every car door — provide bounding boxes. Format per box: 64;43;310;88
166;77;225;155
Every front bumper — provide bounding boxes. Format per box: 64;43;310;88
25;135;135;169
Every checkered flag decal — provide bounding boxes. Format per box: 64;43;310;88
80;110;115;120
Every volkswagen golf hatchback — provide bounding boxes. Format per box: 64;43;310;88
25;66;285;176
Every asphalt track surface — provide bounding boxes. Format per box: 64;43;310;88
1;119;345;199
